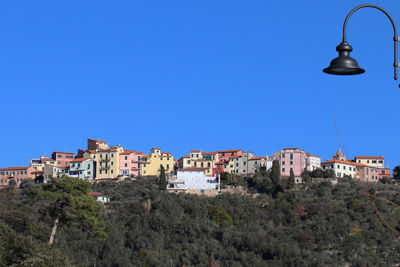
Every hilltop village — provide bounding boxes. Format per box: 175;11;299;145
0;138;392;194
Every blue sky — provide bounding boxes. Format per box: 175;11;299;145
0;0;399;169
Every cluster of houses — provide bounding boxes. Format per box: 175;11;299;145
0;139;392;194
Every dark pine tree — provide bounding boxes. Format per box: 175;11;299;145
159;165;167;190
287;169;295;189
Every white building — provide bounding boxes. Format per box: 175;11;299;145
167;168;219;192
305;153;322;171
69;158;95;180
88;192;110;203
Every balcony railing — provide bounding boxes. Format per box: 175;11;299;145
99;166;110;171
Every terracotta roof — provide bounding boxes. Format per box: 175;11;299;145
88;192;104;196
178;168;207;172
97;149;118;152
120;150;136;155
202;152;217;155
321;159;366;167
151;147;161;150
182;155;190;158
70;158;90;163
0;166;31;171
41;158;54;161
305;153;321;158
190;150;201;152
53;151;75;155
249;157;264;161
217;149;242;153
88;138;107;143
282;148;300;150
355;156;384;159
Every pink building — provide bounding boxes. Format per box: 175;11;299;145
119;150;144;177
357;165;381;183
0;166;35;187
279;148;321;178
279;148;307;178
52;151;75;168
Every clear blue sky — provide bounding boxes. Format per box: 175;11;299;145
1;0;399;169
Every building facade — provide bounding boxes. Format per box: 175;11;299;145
0;166;35;187
168;168;219;192
119;150;144;177
142;148;174;176
355;156;384;168
69;158;95;180
51;151;75;168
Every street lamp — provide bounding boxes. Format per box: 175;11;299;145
323;4;400;87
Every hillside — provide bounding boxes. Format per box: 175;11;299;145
0;176;399;266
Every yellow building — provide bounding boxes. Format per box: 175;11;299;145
142;148;174;176
30;156;57;171
95;146;124;179
354;156;384;168
188;150;219;176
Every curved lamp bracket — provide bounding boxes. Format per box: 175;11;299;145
342;4;399;84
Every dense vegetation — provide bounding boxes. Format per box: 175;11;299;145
0;172;399;266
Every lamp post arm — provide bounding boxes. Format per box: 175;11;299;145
342;4;399;80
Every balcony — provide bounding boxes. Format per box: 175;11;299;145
99;158;110;163
99;166;110;171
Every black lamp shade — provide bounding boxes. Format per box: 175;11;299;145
323;42;365;75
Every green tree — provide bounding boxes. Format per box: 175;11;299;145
38;176;106;245
287;169;295;189
208;205;233;227
159;165;167;190
393;165;400;182
271;160;281;186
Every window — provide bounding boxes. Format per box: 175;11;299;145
372;160;377;163
201;162;204;168
105;170;108;174
208;162;211;167
282;161;285;165
144;170;146;174
138;163;141;168
100;154;103;159
382;170;385;174
58;161;61;165
337;165;340;169
167;157;170;160
138;156;141;161
282;154;285;158
194;162;197;167
290;154;293;160
367;160;370;163
100;170;102;174
349;167;352;171
323;166;326;169
57;155;62;158
125;156;128;160
337;172;341;177
88;164;90;169
111;161;114;166
343;166;346;170
244;162;246;165
290;161;293;165
111;170;113;174
125;163;128;167
379;160;383;163
282;168;285;172
231;152;234;156
167;164;169;169
111;154;114;158
78;163;81;168
358;160;361;163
